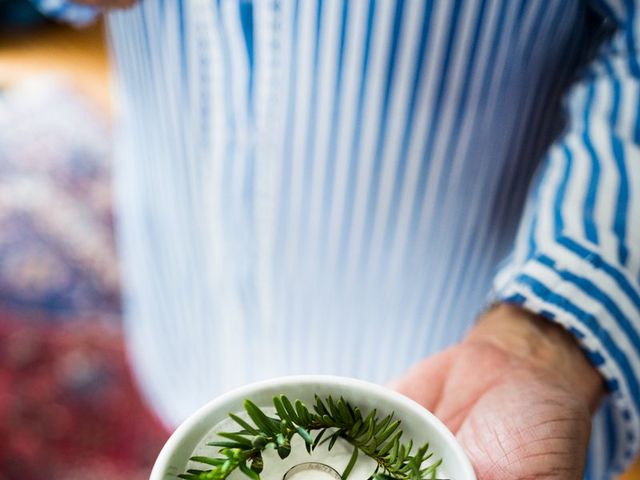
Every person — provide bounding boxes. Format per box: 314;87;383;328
33;0;640;478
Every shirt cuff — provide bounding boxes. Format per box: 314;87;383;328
31;0;99;27
492;236;640;475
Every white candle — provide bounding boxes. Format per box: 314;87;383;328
283;462;341;480
256;434;376;480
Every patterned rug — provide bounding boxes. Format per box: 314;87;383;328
0;76;119;319
0;78;169;479
0;313;169;480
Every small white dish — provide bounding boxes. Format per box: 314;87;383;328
150;375;476;480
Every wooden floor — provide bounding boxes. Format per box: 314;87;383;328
0;22;110;110
1;19;639;480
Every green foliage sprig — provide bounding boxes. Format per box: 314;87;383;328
178;395;442;480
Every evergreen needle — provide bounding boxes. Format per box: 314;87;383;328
179;394;441;480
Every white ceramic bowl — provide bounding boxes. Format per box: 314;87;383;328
150;375;476;480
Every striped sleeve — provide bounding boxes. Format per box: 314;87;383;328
30;0;99;26
493;0;640;475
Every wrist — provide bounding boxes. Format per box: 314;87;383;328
465;303;606;412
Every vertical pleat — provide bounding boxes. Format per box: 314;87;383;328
106;0;596;436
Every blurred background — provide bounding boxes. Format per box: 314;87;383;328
0;1;168;479
0;1;638;479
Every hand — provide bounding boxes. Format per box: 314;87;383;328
390;304;605;479
70;0;137;8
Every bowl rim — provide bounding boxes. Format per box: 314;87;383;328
150;375;476;480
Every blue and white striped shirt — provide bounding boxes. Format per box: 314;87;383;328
36;0;640;477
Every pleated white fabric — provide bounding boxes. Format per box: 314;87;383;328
32;0;640;477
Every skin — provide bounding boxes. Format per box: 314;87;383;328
391;304;606;479
70;0;137;8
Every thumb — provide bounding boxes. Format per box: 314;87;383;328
385;350;454;412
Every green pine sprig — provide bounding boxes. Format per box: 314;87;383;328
178;395;442;480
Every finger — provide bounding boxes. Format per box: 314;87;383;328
70;0;137;8
109;0;138;8
388;349;454;412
